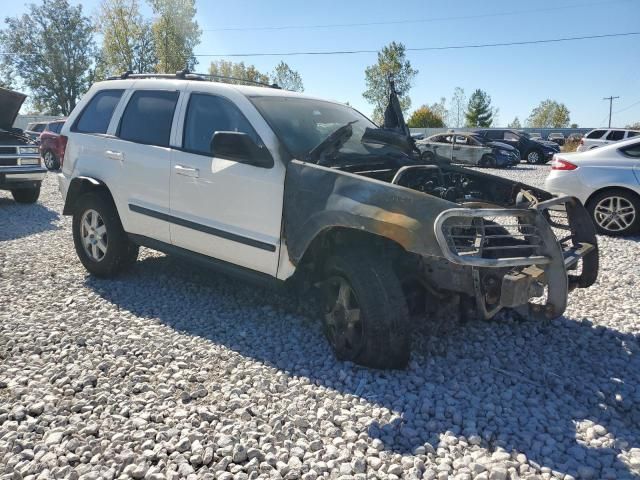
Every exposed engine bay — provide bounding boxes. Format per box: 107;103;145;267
342;162;552;208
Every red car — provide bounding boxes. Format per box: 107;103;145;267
39;118;66;170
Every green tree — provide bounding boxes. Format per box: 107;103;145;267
508;117;522;129
465;89;495;127
149;0;201;73
96;0;156;77
447;87;466;128
363;41;417;124
271;61;304;92
526;99;571;128
407;105;445;128
208;60;270;85
0;0;96;115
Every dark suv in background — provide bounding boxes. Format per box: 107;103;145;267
475;129;560;164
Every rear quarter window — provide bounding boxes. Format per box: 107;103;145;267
620;142;640;158
73;89;124;134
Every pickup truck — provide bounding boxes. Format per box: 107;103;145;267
57;72;599;368
0;88;46;203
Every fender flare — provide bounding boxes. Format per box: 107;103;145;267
62;176;109;215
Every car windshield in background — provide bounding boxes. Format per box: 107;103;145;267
249;96;377;159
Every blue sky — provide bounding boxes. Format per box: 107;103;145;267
4;0;640;127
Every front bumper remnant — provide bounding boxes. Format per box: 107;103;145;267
434;196;598;320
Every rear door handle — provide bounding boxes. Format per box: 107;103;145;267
105;150;124;161
174;164;200;178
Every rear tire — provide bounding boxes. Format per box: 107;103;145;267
322;248;410;369
587;189;640;236
72;192;139;277
526;149;544;164
43;150;59;170
11;185;41;204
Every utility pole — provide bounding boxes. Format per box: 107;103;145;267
603;96;619;127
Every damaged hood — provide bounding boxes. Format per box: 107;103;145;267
0;87;26;131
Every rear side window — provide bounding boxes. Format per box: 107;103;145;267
626;131;639;138
118;90;179;147
33;123;46;132
183;93;259;155
620;142;640;158
586;129;606;139
504;131;519;141
606;130;625;141
73;90;123;134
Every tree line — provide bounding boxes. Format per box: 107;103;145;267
0;0;304;115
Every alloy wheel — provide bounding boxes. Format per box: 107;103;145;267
526;151;540;164
80;209;108;262
324;276;365;358
594;196;636;233
43;151;55;169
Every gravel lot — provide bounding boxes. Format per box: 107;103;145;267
1;166;639;480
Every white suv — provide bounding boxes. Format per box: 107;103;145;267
577;128;640;151
57;72;600;368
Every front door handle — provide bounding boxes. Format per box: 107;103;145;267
174;164;200;178
105;150;124;161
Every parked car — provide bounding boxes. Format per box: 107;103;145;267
0;88;46;203
57;72;598;368
416;132;520;167
530;132;542;140
545;137;640;235
24;121;48;142
548;132;565;146
474;129;560;164
39;118;66;170
576;128;639;152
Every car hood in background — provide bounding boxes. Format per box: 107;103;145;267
486;141;517;152
535;139;560;148
0;87;27;131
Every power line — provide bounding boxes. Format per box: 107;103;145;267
201;0;630;32
190;32;640;58
614;98;640;114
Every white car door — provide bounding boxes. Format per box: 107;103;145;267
106;87;184;244
169;89;285;276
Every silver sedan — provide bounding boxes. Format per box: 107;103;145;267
545;137;640;235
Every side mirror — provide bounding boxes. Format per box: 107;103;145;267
210;132;274;168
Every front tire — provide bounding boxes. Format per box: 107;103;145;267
587;189;640;236
479;154;496;168
526;149;544;164
72;192;139;277
11;185;41;204
322;248;410;369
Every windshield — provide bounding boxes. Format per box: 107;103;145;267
250;96;378;159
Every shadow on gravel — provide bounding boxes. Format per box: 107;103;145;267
86;254;640;479
0;196;60;241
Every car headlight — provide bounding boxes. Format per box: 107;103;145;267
18;146;39;154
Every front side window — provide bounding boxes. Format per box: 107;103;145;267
606;130;625;141
183;93;259;155
118;90;179;147
587;129;606;139
33;123;46;132
73;89;124;134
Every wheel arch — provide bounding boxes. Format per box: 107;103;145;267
584;185;640;209
62;176;114;215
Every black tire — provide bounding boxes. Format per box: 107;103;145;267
525;149;545;164
586;189;640;236
43;150;59;170
322;248;410;369
421;151;435;163
11;185;40;204
72;192;139;277
479;154;496;168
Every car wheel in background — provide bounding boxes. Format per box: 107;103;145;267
43;150;59;170
11;185;41;204
479;154;496;168
587;189;640;236
322;248;410;369
526;150;544;164
72;192;139;277
421;151;435;162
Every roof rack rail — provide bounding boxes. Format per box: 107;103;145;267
105;69;281;89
